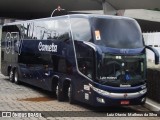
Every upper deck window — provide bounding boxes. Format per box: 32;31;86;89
91;17;144;49
70;18;91;42
22;17;70;41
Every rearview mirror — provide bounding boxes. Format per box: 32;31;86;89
146;46;159;65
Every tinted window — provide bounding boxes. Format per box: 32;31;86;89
71;18;91;42
97;54;146;87
74;41;95;79
22;17;70;41
91;17;144;48
19;53;51;65
23;22;34;39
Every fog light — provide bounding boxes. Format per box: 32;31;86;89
141;98;146;102
97;97;105;104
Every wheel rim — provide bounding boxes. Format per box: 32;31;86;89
68;86;71;100
9;71;13;81
14;72;18;82
56;85;58;97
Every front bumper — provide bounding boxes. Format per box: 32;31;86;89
88;84;147;106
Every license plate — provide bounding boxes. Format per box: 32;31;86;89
121;100;130;105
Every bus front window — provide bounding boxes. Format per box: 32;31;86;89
91;17;144;49
97;54;146;87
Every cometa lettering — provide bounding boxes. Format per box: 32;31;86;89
38;42;57;52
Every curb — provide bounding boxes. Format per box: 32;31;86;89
144;98;160;111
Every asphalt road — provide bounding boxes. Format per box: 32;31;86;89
0;73;159;120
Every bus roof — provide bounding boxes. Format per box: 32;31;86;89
3;14;136;26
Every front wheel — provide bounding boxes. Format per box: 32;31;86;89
68;83;75;104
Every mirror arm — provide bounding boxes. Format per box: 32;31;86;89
145;46;159;64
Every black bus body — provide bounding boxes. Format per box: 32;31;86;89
1;14;159;106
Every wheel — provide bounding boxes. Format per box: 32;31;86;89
56;82;64;101
9;70;14;83
68;83;75;104
14;69;20;84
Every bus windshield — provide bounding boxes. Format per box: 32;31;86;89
97;54;146;87
91;17;144;48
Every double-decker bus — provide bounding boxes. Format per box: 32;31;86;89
1;14;159;106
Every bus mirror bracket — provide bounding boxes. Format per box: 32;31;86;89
145;45;159;65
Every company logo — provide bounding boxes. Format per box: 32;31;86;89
124;93;128;98
38;42;57;52
120;49;129;54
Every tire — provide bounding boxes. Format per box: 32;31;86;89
56;82;64;101
68;83;75;104
14;69;20;84
9;69;14;83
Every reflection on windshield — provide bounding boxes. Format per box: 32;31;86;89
97;54;146;87
92;17;143;48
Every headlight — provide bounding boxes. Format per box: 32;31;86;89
89;84;109;96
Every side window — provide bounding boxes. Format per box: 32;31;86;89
71;18;91;42
23;22;35;39
32;17;70;41
34;22;47;40
56;18;70;41
52;55;72;74
19;53;51;65
58;58;67;73
74;41;95;79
